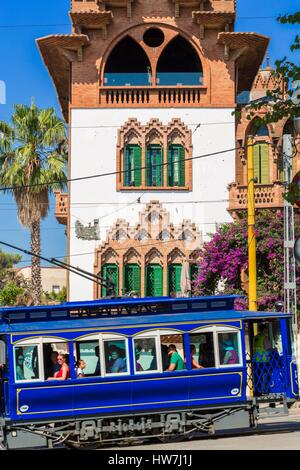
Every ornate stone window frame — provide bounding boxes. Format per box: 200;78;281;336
116;118;193;191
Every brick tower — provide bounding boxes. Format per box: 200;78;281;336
37;0;268;300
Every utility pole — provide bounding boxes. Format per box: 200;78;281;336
283;134;297;337
247;136;257;311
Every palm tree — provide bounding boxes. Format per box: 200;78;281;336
0;102;67;305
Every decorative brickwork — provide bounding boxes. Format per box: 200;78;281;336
94;200;202;298
116;118;193;191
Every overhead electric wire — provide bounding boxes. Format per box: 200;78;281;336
0;143;251;192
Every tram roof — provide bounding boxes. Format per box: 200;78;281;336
0;295;291;333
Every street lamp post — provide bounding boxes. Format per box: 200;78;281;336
247;136;257;311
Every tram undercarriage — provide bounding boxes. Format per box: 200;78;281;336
0;399;292;450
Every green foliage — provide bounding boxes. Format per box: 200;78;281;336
236;12;300;125
0;282;24;306
44;286;67;304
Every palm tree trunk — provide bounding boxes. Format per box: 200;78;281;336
31;220;42;305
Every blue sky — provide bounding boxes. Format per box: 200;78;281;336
0;0;299;267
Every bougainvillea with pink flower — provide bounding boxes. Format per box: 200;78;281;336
192;210;300;311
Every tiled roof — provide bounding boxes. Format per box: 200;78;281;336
70;10;113;29
192;11;236;25
36;34;90;121
218;32;270;93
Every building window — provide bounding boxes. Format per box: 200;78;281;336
123;264;141;296
146;145;163;187
124;145;142;187
52;285;60;294
156;36;203;86
101;263;119;297
253;143;269;184
168;264;182;296
103;339;128;375
145;264;163;297
168;145;185;187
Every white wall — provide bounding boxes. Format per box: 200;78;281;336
69;108;235;301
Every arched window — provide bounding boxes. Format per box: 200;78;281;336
168;263;182;296
247;122;270;184
156;36;203;86
168;144;185;187
104;36;152;86
146;145;163;186
123;264;141;296
124;145;142;187
101;264;119;297
145;264;163;297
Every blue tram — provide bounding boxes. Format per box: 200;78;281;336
0;295;298;449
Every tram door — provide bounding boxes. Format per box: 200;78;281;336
246;320;286;397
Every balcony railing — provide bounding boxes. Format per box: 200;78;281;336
228;182;285;213
100;86;207;107
55;192;68;225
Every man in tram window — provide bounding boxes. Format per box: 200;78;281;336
167;344;186;371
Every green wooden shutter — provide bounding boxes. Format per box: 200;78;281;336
260;143;269;184
146;264;163;297
253;143;269;184
146;146;163;186
133;146;142;187
155;147;163;186
146;146;152;186
124;264;141;296
179;145;185;186
168;264;182;295
168;146;174;186
101;264;118;297
124;146;130;187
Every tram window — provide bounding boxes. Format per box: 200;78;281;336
43;342;69;380
160;334;186;371
189;333;215;368
133;337;158;373
104;339;128;374
14;345;39;381
217;332;241;366
0;339;6;366
75;340;101;377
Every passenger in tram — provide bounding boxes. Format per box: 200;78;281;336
135;347;143;371
222;340;238;365
253;324;273;361
198;343;214;368
186;344;204;369
47;354;70;380
16;353;25;380
76;359;86;378
108;348;127;373
167;344;186;371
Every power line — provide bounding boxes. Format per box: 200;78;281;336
0;143;244;192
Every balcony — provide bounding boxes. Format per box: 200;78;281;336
228;182;285;215
100;85;207;107
55;192;68;225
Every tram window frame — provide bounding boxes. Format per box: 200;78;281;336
13;336;70;382
159;330;186;372
191;326;242;368
74;334;102;378
102;334;130;377
13;339;42;383
133;331;161;374
188;332;215;369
